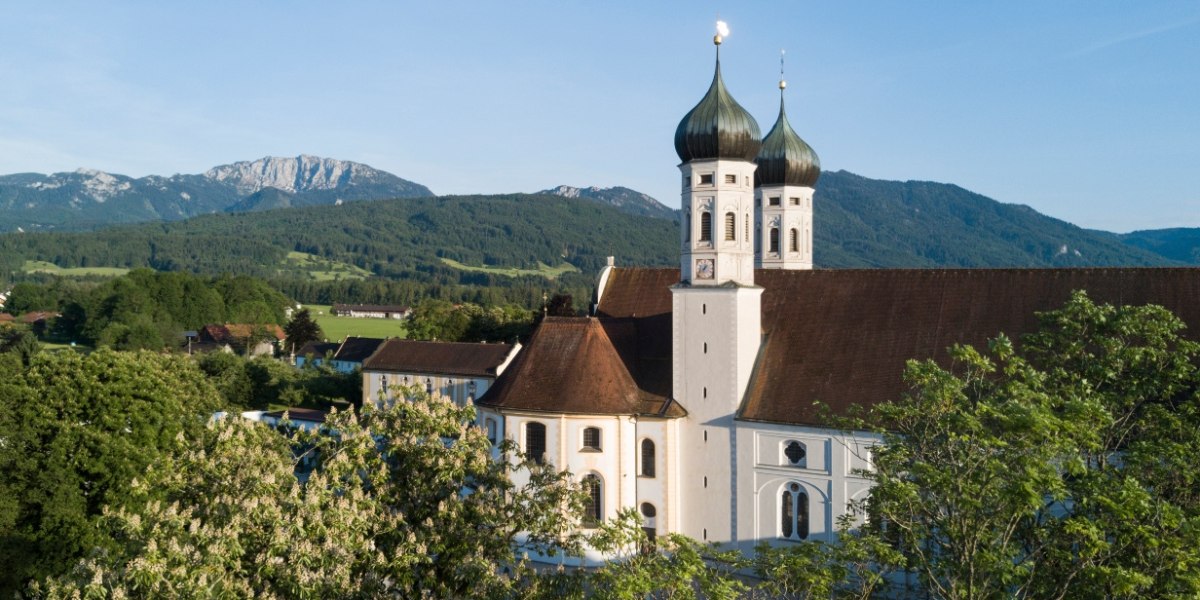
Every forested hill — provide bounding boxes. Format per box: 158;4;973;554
0;193;679;283
813;171;1174;267
0;173;1181;295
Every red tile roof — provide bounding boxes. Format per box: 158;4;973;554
362;339;515;378
479;317;684;417
200;323;286;343
593;267;1200;427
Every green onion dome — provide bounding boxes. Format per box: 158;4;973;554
755;93;820;187
674;59;762;163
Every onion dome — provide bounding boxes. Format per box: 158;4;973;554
674;47;762;163
755;84;820;187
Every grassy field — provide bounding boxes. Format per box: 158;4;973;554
440;258;579;279
282;251;373;281
23;260;130;277
303;304;408;342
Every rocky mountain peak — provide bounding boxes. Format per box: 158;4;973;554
203;155;377;195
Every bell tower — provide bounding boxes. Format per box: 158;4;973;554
670;24;764;545
755;63;821;270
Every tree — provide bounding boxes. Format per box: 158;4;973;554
855;291;1200;600
283;307;324;351
34;387;587;599
0;326;41;366
0;349;223;596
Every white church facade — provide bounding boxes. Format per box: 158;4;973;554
475;32;1200;564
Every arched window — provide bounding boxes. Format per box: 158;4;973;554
782;480;811;542
582;474;603;527
641;502;658;546
700;212;712;242
447;379;456;403
485;417;497;444
582;427;602;451
769;227;780;253
790;229;799;253
784;441;807;467
425;377;433;396
641;439;656;477
525;422;546;464
684;214;691;242
744;214;749;243
781;482;809;540
724;212;736;241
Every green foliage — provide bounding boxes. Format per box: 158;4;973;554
194;352;360;411
582;509;749;600
283;307;323;351
0;349;223;596
34;389;587;599
857;291;1200;599
408;298;534;343
0;325;41;366
20;269;292;349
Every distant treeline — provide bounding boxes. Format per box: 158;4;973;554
5;269;291;350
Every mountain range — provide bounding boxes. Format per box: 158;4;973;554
1;156;1197;272
0;155;432;231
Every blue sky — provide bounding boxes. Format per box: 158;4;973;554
3;1;1198;232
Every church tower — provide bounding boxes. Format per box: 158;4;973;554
755;73;820;270
670;27;764;544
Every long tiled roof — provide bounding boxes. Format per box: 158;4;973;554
362;339;514;378
333;336;387;363
593;267;1200;427
478;317;684;417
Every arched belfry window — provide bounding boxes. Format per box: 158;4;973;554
582;474;603;527
790;229;799;253
700;212;712;242
769;227;780;253
785;441;807;468
724;212;736;241
684;214;691;242
641;439;656;477
781;482;809;540
525;422;546;465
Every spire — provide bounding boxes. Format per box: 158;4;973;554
674;22;761;163
755;51;820;188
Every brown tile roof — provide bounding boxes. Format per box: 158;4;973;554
478;317;684;417
594;267;1200;427
200;323;286;343
20;311;59;324
362;339;515;378
333;336;387;362
0;313;14;323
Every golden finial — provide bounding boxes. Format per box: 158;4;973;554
715;20;729;46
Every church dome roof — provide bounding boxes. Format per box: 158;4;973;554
674;59;762;163
755;93;820;187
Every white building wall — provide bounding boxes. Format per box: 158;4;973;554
732;420;879;556
363;370;493;406
755;184;814;270
671;285;763;544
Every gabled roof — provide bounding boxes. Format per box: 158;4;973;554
362;338;515;378
478;317;684;417
333;336;387;363
594;267;1200;428
296;341;340;358
200;323;286;343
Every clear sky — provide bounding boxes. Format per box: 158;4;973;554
3;1;1198;232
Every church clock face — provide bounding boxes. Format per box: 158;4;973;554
695;258;715;280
